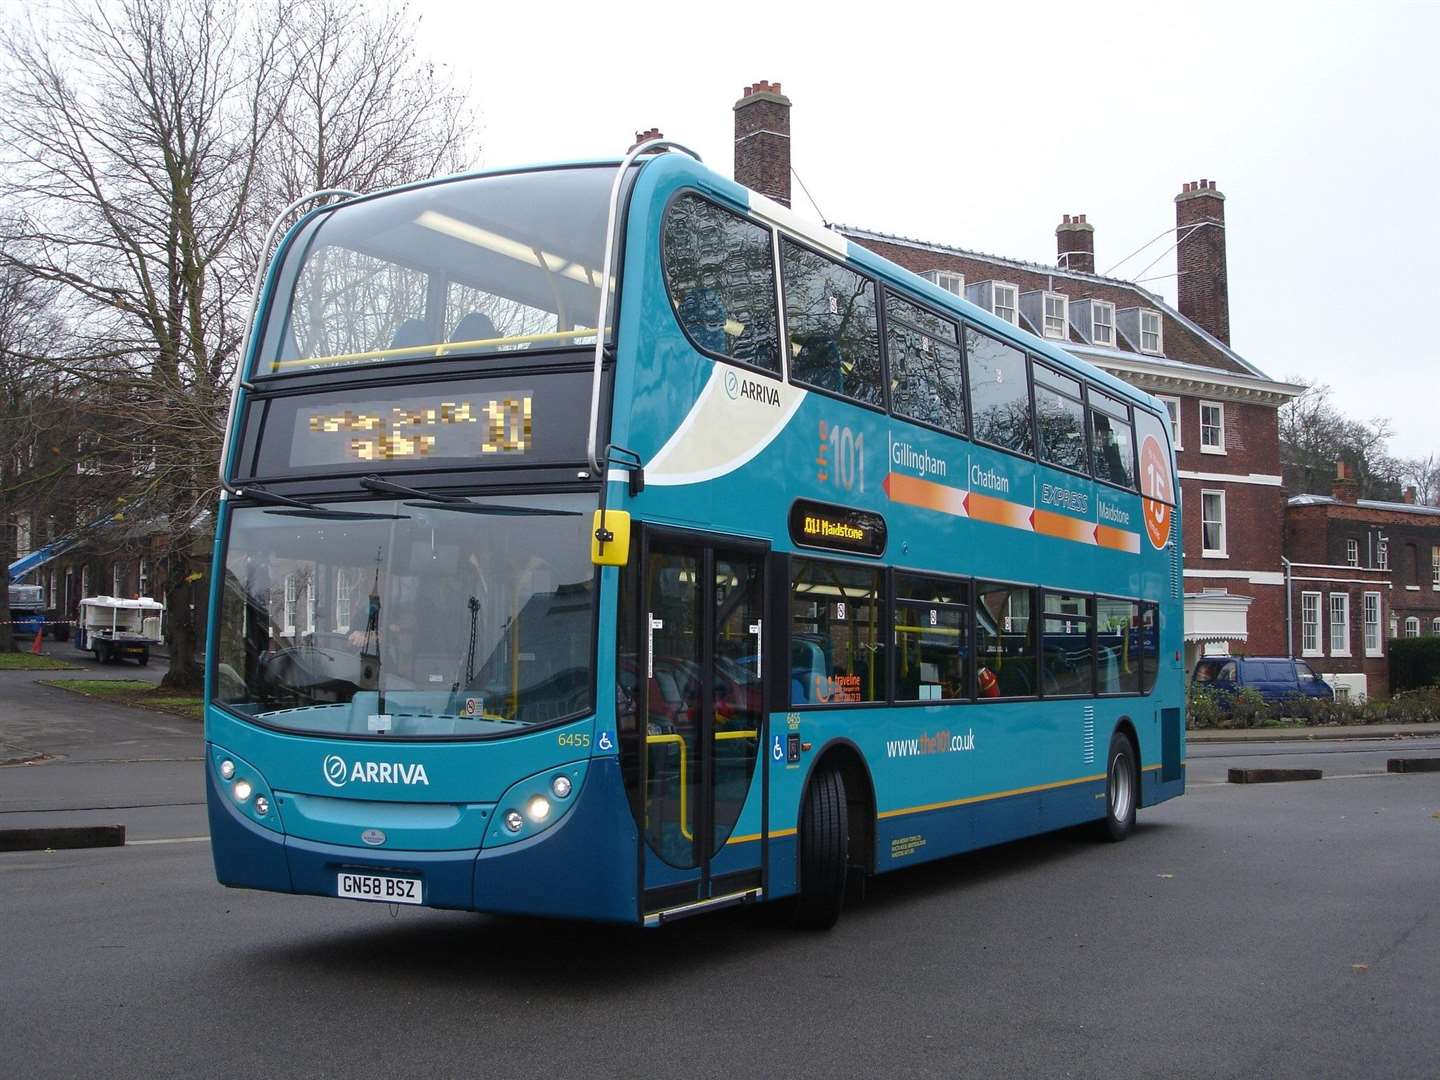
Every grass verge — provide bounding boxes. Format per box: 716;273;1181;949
38;678;203;720
0;652;82;671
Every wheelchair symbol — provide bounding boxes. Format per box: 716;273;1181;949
772;736;784;762
598;731;614;752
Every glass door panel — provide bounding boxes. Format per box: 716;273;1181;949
712;554;762;856
643;546;702;870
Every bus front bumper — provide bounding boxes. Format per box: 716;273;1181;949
206;756;639;923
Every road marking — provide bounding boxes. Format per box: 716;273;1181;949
126;835;209;846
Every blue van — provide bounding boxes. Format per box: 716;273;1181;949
1191;656;1334;706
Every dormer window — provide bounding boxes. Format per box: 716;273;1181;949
992;283;1018;325
1091;301;1115;346
1140;309;1163;354
921;269;965;296
1042;292;1068;339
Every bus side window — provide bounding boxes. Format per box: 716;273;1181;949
781;238;882;407
1089;389;1136;489
789;558;887;705
886;291;965;436
965;328;1032;456
975;582;1036;698
1096;597;1141;694
661;193;780;373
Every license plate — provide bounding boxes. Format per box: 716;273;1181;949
337;872;422;905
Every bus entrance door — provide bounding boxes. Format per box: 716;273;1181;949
635;533;766;920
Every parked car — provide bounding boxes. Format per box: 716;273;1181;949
1191;656;1334;707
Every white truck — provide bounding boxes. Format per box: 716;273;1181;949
75;596;165;665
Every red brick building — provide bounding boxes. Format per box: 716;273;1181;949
725;82;1303;668
1285;468;1440;699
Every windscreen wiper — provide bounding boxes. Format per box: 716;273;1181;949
360;475;468;503
229;483;407;521
358;475;580;517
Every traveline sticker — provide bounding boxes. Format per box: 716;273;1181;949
788;499;887;557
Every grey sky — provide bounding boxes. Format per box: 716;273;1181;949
420;0;1437;458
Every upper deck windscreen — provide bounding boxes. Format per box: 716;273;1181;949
258;166;615;376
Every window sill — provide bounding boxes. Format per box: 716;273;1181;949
1331;650;1351;658
1199;445;1227;456
1201;551;1229;560
1301;650;1323;658
1365;650;1384;658
1405;585;1421;591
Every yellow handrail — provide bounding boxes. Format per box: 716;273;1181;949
646;729;757;842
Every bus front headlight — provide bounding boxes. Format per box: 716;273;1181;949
525;796;551;823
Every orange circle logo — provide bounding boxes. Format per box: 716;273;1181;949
1140;434;1172;549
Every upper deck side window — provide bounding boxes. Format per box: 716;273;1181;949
965;326;1032;455
661;192;780;374
258;167;613;377
885;290;965;435
1033;362;1087;473
781;238;883;408
1089;387;1136;489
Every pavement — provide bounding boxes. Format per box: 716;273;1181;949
0;648;206;842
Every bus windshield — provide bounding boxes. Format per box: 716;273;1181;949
259;166;615;376
212;493;597;738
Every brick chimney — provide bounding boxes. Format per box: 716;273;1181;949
1332;461;1359;504
734;80;791;207
1175;179;1229;344
629;127;663;152
1056;214;1095;274
1402;486;1417;505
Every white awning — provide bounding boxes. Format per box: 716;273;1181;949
1183;591;1253;643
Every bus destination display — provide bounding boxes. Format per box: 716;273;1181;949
293;390;532;467
788;500;887;557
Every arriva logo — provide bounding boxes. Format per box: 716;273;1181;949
321;754;430;788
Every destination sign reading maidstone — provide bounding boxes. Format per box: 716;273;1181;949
788;499;887;557
293;391;532;467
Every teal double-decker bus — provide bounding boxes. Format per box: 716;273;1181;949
207;143;1184;928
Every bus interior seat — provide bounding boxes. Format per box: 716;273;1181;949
389;319;430;350
450;310;498;344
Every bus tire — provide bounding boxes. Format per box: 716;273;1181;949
96;642;109;664
1097;731;1137;842
137;650;149;666
794;765;849;930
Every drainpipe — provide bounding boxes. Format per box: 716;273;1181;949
1282;556;1293;659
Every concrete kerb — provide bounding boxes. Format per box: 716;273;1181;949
0;824;126;852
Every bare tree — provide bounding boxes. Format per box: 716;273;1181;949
1;0;477;684
1279;379;1403;501
259;0;475;214
0;0;284;686
1399;452;1440;507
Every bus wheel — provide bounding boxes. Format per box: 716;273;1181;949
1097;732;1137;842
794;765;849;930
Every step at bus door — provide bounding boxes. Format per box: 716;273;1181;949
631;530;767;918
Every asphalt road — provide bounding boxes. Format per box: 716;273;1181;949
3;662;1439;1079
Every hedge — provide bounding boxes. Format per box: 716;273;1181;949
1389;637;1440;692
